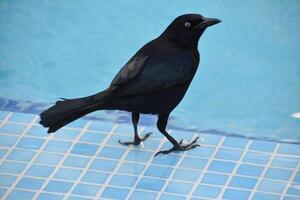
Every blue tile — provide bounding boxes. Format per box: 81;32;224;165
160;194;186;200
17;137;44;149
44;140;72;153
67;196;92;200
6;190;35;200
0;111;9;120
35;152;64;165
37;193;64;200
63;155;90;168
129;190;157;200
215;148;242;161
0;174;17;187
165;181;193;194
243;152;270;165
249;140;276;152
101;187;130;200
137;178;165;191
7;149;36;162
144;165;174;178
125;149;152;162
152;154;181;166
107;134;132;146
81;171;109;184
202;173;228;185
71;143;99;156
0;188;6;198
0;123;26;135
199;134;222;145
118;162;146;175
264;168;292;180
72;183;100;196
223;188;250;200
90;158;118;171
258;179;286;193
222;137;249;149
80;131;106;143
287;185;300;196
115;123;134;135
187;146;215;158
0;135;18;147
141;139;161;151
252;192;280;200
283;197;299;200
208;160;236;173
295;172;300;182
88;120;114;132
98;146;125;159
26;126;47;137
54;168;82;181
65;119;87;129
0;161;26;174
271;156;298;169
25;164;55;178
229;176;257;189
110;174;138;187
170;130;194;141
0;148;7;158
193;185;221;198
9;113;35;123
45;180;73;193
172;168;201;182
54;129;80;140
16;177;45;190
180;157;208;170
236;164;264;177
278;143;300;156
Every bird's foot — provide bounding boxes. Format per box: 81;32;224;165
154;137;200;156
118;132;152;145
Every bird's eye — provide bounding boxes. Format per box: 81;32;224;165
184;22;191;28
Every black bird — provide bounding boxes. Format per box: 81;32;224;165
40;14;221;155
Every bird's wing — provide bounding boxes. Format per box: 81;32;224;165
108;53;193;97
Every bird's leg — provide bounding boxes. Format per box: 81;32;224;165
118;112;152;145
155;114;200;156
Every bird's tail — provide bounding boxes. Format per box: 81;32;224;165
40;91;108;133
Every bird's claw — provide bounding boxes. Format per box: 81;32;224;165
118;132;152;146
154;137;200;156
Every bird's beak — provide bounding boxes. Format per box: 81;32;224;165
194;17;221;29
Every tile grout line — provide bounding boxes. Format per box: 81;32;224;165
217;139;253;199
32;120;92;200
187;136;226;199
1;115;43;199
247;143;280;200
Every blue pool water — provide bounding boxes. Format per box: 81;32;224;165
0;0;300;142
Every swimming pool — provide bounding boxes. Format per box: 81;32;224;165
1;0;300;142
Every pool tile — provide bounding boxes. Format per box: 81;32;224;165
54;168;82;181
215;148;243;161
6;190;35;200
65;119;87;129
236;164;264;177
199;134;222;145
0;161;27;174
26;126;47;137
67;196;92;200
287;184;300;196
45;180;73;193
271;156;298;169
25;164;55;178
243;151;270;165
144;165;174;178
249;140;277;152
9;112;35;123
193;185;222;198
118;162;146;175
136;177;165;191
0;188;6;199
222;188;250;200
88;120;114;132
0;123;26;135
258;179;286;193
295;172;300;182
186;146;215;157
180;157;208;170
172;168;201;182
72;183;100;196
264;168;292;180
90;158;118;171
208;160;236;173
0;111;9;120
152;154;181;166
129;190;157;200
53;129;80;140
98;146;126;159
0;148;7;158
222;137;249;149
229;176;257;189
252;192;280;200
278;143;300;156
44;140;72;153
7;149;36;162
109;174;138;187
81;171;109;184
201;173;228;185
101;186;130;199
35;152;64;165
63;155;90;168
0;174;17;187
0;135;18;147
160;194;186;200
37;193;64;200
80;131;106;143
16;177;45;190
165;181;193;194
125;149;152;162
17;137;44;149
71;143;99;156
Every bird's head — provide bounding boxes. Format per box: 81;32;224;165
161;14;221;48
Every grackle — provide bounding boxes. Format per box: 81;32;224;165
40;14;221;156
